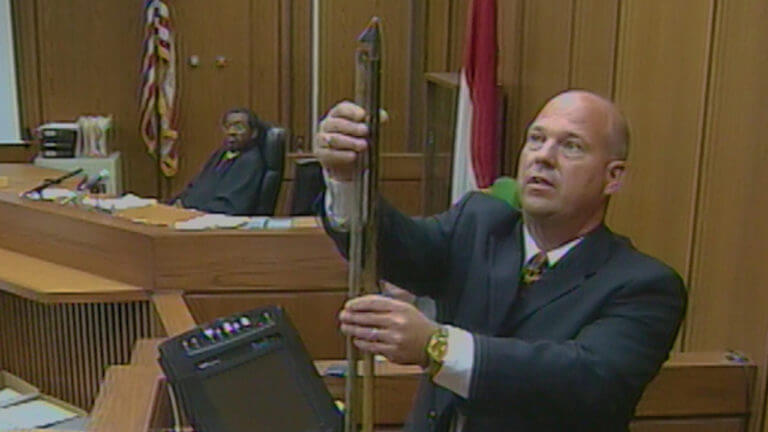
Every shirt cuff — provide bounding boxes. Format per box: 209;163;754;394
323;171;354;231
431;325;474;399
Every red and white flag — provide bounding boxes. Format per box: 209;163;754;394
140;0;179;177
451;0;499;202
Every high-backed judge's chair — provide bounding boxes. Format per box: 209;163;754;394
254;125;286;215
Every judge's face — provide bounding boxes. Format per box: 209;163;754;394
222;112;253;149
516;92;626;222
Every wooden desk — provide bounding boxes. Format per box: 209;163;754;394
0;164;349;410
91;344;756;432
0;165;346;292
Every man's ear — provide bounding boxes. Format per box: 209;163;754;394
604;160;626;195
250;128;259;140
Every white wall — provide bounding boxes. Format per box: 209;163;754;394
0;0;21;144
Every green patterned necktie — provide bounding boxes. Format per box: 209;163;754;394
521;251;550;286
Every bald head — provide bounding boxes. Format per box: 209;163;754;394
540;90;630;160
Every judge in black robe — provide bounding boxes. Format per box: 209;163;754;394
175;108;269;216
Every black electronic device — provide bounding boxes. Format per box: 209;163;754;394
158;306;341;432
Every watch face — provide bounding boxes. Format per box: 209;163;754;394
427;328;449;361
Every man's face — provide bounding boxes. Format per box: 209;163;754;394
222;112;253;149
516;93;625;222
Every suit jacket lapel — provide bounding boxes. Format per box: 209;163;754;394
505;224;615;331
487;218;524;331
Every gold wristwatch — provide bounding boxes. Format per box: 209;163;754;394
425;326;449;377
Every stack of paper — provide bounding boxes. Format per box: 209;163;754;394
0;399;79;430
82;193;157;211
174;214;251;230
21;188;76;201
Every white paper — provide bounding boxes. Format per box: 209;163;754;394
0;389;19;405
21;187;76;201
0;399;78;429
174;214;251;230
82;193;157;211
266;218;293;230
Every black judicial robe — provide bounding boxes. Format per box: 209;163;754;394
324;192;687;431
177;138;267;216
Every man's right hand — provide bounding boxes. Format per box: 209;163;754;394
314;101;371;182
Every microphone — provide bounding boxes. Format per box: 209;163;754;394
77;169;110;193
23;168;84;198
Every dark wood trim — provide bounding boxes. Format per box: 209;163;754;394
10;0;42;135
280;0;293;130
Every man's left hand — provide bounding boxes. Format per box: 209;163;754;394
339;294;439;365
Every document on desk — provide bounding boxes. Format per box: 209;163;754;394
174;214;251;230
0;399;79;430
0;389;20;405
82;193;157;210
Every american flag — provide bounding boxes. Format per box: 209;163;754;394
140;0;179;177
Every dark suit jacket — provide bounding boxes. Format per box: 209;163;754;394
325;192;687;432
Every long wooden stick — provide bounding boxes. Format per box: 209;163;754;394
345;17;382;432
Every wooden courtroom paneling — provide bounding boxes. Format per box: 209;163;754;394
497;0;524;173
249;0;282;125
682;1;768;431
446;0;471;72
290;0;312;152
9;0;42;135
424;0;451;73
606;0;714;278
569;0;619;97
151;291;196;336
515;0;575;161
0;195;157;288
0;143;37;163
151;230;347;291
87;366;166;432
319;1;416;154
185;292;346;360
0;291;162;409
170;0;252;197
34;0;156;196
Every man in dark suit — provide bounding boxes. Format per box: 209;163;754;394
315;90;687;431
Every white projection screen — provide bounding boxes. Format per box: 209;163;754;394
0;0;21;144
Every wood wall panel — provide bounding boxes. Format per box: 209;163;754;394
569;0;619;97
515;0;574;157
35;0;156;196
683;1;768;430
447;0;471;72
425;0;451;73
290;0;312;152
169;1;252;196
249;0;282;125
381;180;422;216
320;1;416;153
606;0;714;277
497;0;524;173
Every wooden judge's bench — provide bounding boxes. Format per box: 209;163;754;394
0;164;758;432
